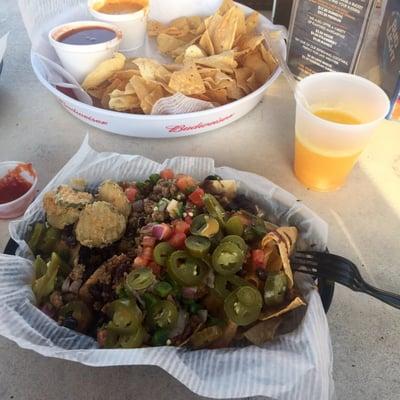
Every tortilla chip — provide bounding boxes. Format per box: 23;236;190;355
82;53;126;89
204;14;223;41
184;45;206;60
86;80;110;100
199;69;232;91
245;11;260;34
187;16;204;32
218;0;235;15
243;317;282;345
79;254;130;304
133;58;171;83
194;20;206;36
204;87;228;105
167;17;191;37
194;51;238;73
213;70;234;87
161;60;179;68
199;29;215;56
261;227;298;288
226;80;245;99
157;33;186;54
129;75;159;103
177;32;199;44
242;49;272;86
237;34;265;53
100;78;126;109
148;20;165;37
212;7;245;53
168;64;206;95
178;318;206;347
109;81;136;97
141;85;166;114
234;67;253;93
209;321;238;349
111;69;140;81
191;93;212;102
232;6;247;40
198;67;219;77
109;94;140;111
246;71;260;91
169;38;200;60
259;296;306;321
259;44;278;73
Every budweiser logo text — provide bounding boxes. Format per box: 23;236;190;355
166;114;234;133
60;101;108;125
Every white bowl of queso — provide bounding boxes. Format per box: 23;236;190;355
49;21;122;83
88;0;149;52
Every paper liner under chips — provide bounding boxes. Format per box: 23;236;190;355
0;136;334;399
152;92;214;115
0;33;8;66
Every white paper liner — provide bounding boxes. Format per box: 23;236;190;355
0;136;334;399
0;33;8;64
152;93;215;115
17;0;283;115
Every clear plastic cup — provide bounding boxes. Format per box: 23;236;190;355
88;0;149;52
49;21;122;83
294;72;391;192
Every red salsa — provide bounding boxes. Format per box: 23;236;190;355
0;163;35;204
57;27;117;45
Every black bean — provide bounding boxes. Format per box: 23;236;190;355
256;268;268;281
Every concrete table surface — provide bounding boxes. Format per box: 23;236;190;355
1;1;400;399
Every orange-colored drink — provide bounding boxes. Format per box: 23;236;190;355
294;109;362;192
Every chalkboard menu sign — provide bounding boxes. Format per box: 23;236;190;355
287;0;376;79
378;0;400;121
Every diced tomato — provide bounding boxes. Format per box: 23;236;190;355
169;232;187;249
176;175;197;193
148;261;162;277
142;236;156;248
152;223;172;241
97;329;108;348
188;187;205;207
160;169;174;180
184;216;193;226
125;187;138;203
251;249;266;270
173;220;191;234
142;246;154;261
133;256;148;267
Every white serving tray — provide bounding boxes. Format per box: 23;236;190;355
31;3;285;138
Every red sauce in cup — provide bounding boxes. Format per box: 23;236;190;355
0;163;35;204
57;27;117;45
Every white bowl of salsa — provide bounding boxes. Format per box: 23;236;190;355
49;21;123;83
0;162;38;220
88;0;149;52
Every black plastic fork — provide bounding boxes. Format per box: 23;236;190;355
291;251;400;310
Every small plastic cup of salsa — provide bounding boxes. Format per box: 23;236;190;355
49;20;123;83
88;0;149;52
0;162;38;219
